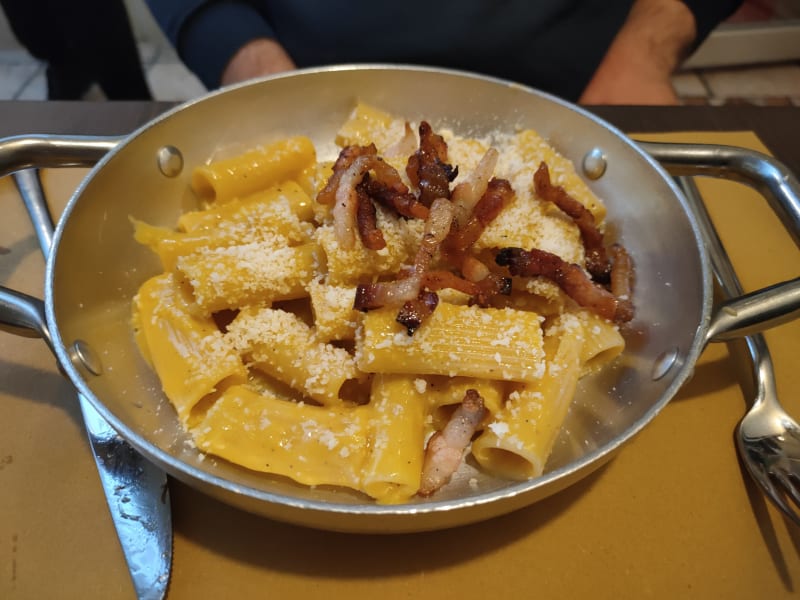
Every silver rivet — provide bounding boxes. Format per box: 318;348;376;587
69;340;103;376
582;147;607;180
652;347;679;381
157;145;183;177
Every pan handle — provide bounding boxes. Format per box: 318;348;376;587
0;134;120;345
0;134;123;178
640;141;800;341
0;173;53;348
639;141;800;248
0;288;52;346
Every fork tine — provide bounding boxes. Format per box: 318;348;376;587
767;472;800;527
746;460;799;524
772;469;800;509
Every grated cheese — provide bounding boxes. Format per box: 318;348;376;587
130;102;624;504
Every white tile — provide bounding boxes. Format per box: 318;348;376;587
146;62;207;102
153;42;181;63
671;71;707;98
0;62;40;99
702;63;800;98
15;70;46;100
137;42;159;67
0;49;36;65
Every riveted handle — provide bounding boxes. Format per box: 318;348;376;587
0;134;120;344
641;141;800;340
0;134;121;178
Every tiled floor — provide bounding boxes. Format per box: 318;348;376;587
673;62;800;106
0;42;799;106
0;43;207;103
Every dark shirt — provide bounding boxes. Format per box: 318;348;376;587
146;0;741;102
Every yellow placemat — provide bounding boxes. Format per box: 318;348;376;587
1;133;798;599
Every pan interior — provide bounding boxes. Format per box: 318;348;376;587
47;66;708;526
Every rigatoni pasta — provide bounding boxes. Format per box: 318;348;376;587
355;303;545;382
472;313;586;479
131;102;633;503
191;136;317;203
132;272;248;425
226;305;358;407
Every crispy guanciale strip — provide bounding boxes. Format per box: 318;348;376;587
354;270;421;312
438;178;514;307
472;272;512;306
317;143;377;205
609;243;635;323
360;264;510;327
331;153;421;249
534;162;610;281
495;247;633;323
322;144;430;248
360;175;429;220
354;192;510;320
331;155;372;248
352;142;512;322
406;121;458;206
354;198;455;311
418;389;487;496
444;178;513;257
396;290;440;335
356;185;386;250
422;270;480;296
422;269;510;308
459;256;512;305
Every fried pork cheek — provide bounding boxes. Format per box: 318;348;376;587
495;247;635;324
443;177;513;258
534;161;610;282
320;142;432;250
406;121;458;206
396;290;440;336
360;174;429;220
355;184;386;250
323;124;633;331
354;197;456;313
418;388;487;496
609;243;635;323
317;143;378;206
353;177;514;320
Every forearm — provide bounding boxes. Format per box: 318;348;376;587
146;0;281;89
220;37;296;86
622;0;698;73
579;0;697;105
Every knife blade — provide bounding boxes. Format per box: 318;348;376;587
12;168;172;600
79;394;172;600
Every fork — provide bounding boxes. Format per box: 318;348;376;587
677;176;800;526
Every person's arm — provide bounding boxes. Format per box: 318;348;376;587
578;0;696;105
145;0;290;89
579;0;743;105
220;37;296;86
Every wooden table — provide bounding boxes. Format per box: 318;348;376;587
1;101;798;599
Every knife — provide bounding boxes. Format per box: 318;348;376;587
12;168;172;600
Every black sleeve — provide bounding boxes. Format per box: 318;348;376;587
144;0;275;89
680;0;743;48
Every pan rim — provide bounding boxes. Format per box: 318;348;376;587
42;64;714;527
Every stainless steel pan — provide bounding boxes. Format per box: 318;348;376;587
2;65;799;533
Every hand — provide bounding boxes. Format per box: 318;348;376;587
221;38;297;86
579;0;696;105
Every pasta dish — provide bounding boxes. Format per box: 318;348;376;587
131;103;634;503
